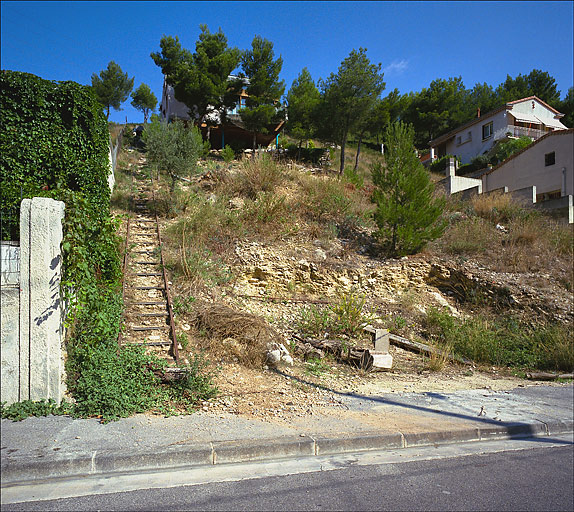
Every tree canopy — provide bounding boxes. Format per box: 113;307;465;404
150;26;241;125
130;83;157;123
317;48;385;174
285;67;321;150
91;61;134;119
239;35;286;150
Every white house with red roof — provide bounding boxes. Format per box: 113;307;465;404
429;96;568;164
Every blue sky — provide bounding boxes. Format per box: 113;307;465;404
2;1;573;124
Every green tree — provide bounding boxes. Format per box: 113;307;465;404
352;98;389;171
558;86;574;127
495;69;561;107
371;121;445;257
130;83;157;123
91;61;134;119
402;77;469;148
150;26;241;127
286;67;321;157
318;48;385;175
239;35;286;152
467;82;499;116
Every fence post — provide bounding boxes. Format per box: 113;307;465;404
19;197;66;403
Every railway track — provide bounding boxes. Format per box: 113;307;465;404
120;161;179;364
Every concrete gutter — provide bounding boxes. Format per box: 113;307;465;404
2;419;572;485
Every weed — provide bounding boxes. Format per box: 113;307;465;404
296;305;332;338
173;295;197;316
424;307;573;372
1;399;72;421
304;357;330;377
296;290;375;338
221;145;235;163
423;341;453;372
177;332;189;351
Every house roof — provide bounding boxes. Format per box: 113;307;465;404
482;127;574;176
429;96;564;146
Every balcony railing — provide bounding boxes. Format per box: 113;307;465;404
504;125;547;140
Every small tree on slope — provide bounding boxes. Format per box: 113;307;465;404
131;83;157;123
371;121;446;257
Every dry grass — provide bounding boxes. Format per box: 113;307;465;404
191;303;280;367
471;192;524;223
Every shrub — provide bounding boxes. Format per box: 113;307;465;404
429;154;460;175
221;144;235;163
142;118;204;187
491;136;532;165
296;290;375;338
230;153;285;199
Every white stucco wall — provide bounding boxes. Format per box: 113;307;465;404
511;97;563;126
482;131;574;196
444;111;511;164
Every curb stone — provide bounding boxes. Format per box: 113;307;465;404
1;421;572;485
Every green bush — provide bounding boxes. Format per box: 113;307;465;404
429;154;460;175
491;136;532;165
221;145;235;163
142;118;204;186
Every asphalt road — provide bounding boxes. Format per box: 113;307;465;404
3;438;573;511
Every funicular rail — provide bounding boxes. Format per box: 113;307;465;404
119;164;179;363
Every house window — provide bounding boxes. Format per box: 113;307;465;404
240;97;247;108
482;122;493;140
545;151;555;166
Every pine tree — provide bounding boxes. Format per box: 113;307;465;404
130;83;157;123
91;61;134;119
371;121;446;257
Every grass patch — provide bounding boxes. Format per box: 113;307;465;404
424;307;573;372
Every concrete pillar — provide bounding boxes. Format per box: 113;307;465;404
19;197;66;403
446;157;456;177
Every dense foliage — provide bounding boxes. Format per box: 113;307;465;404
239;35;286;150
151;26;241;126
1;70;112;241
91;61;134;119
131;83;157;123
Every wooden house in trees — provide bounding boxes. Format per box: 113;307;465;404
159;75;285;150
